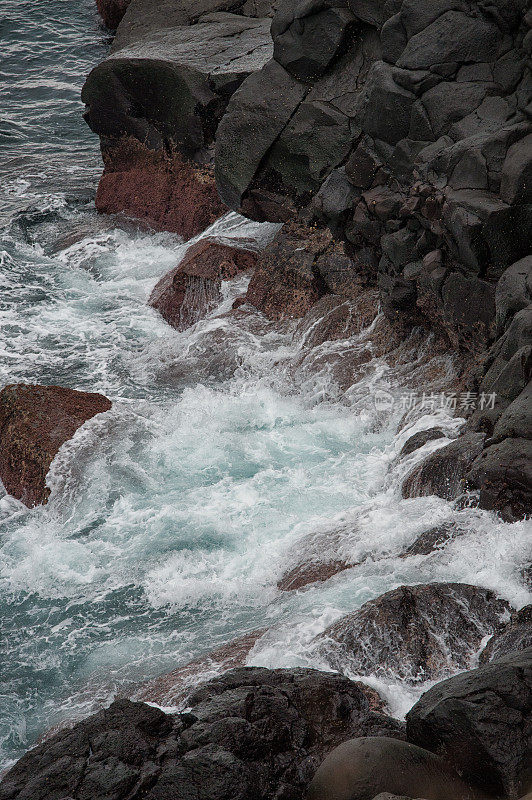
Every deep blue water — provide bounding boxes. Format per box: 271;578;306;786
0;0;529;775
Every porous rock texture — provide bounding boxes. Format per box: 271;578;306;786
212;0;532;519
0;384;112;508
96;0;131;29
406;647;532;798
0;667;405;800
315;582;510;683
149;238;257;329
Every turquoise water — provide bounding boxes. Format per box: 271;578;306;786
0;0;529;773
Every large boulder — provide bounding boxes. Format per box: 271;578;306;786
316;583;510;684
83;3;274;234
307;736;489;800
0;667;404;800
0;384;111;508
149;239;257;329
406;648;532;798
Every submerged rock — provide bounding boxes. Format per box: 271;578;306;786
277;559;353;591
149;239;257;330
0;667;404;800
316;583;510;683
0;384;111;508
133;630;266;706
406;647;532;798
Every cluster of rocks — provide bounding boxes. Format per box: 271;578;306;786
86;0;532;521
1;645;529;799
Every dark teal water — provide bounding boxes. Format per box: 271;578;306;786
0;0;529;776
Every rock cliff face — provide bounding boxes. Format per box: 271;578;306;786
85;0;531;516
213;0;532;519
83;1;278;237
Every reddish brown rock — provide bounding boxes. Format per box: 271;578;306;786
133;630;266;706
95;138;226;240
244;223;332;319
0;384;112;508
150;239;257;330
96;0;131;29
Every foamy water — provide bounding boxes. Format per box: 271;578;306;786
0;0;530;774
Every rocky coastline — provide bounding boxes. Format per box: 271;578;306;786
0;0;530;798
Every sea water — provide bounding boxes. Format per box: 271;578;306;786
0;0;529;773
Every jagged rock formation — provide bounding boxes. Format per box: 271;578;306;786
84;2;531;511
214;0;532;519
0;667;404;800
0;384;111;507
82;1;277;236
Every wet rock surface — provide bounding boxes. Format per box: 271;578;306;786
401;432;485;501
480;606;532;664
406;647;532;798
93;138;227;240
316;583;510;683
0;383;111;508
0;667;405;800
149;239;257;330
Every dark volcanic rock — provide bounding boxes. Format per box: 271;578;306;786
406;648;532;798
96;0;131;29
0;667;405;800
94;139;227;239
401;432;485;501
399;521;469;557
316;583;510;684
307;736;489;800
210;0;532;525
149;239;257;329
399;427;446;457
480;605;532;664
467;436;532;522
277;559;353;591
83;3;274;233
0;384;111;508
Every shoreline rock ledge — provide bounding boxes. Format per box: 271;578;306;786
0;384;111;508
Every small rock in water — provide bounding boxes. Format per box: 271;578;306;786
0;383;111;507
149;238;257;330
